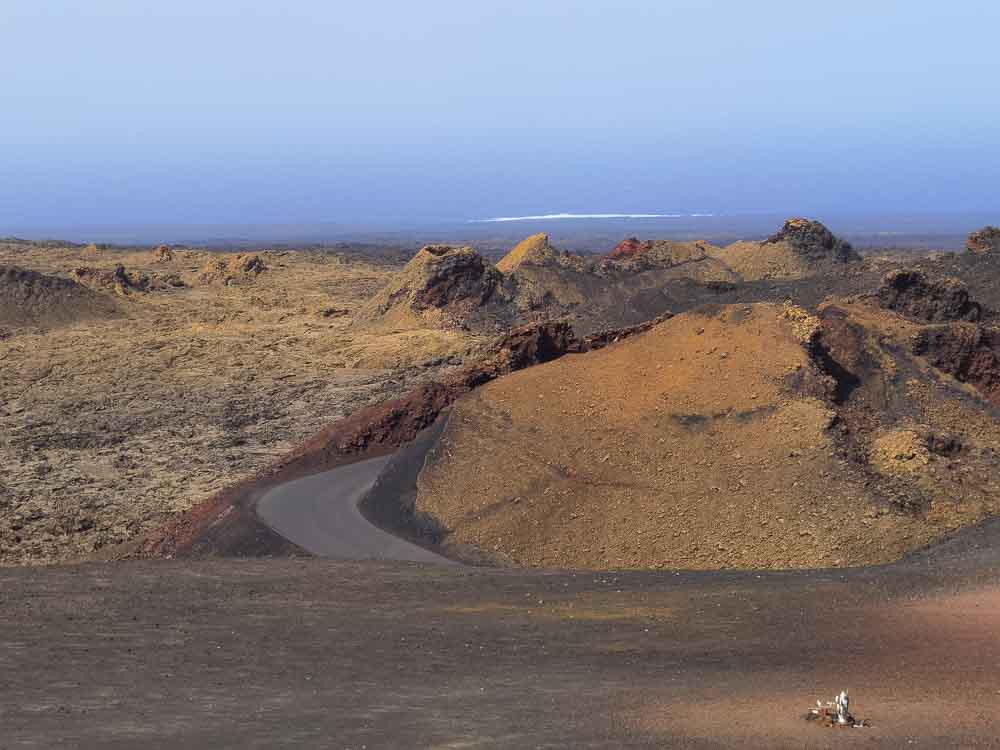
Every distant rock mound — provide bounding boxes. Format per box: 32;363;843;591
496;233;561;273
73;264;151;296
967;226;1000;255
0;265;117;327
604;238;738;282
876;269;981;323
356;245;503;329
198;254;267;286
714;218;858;280
766;218;859;263
72;264;185;295
153;244;174;263
606;237;650;261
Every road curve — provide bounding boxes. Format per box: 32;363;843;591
256;455;453;564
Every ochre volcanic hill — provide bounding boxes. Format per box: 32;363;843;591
496;233;561;273
414;294;1000;570
0;265;118;327
712;218;859;281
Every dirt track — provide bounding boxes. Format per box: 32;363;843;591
3;521;1000;748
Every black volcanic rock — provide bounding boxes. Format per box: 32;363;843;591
765;218;860;263
876;269;981;323
356;245;503;327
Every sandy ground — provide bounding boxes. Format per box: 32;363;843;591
1;533;999;748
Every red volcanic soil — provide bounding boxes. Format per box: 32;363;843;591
607;237;653;261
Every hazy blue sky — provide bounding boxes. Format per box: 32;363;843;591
3;1;999;230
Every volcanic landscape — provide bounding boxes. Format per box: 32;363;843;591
5;221;1000;747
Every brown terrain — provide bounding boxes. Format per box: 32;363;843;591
6;221;1000;748
4;535;1000;748
6;219;1000;574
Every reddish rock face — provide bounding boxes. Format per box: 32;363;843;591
607;237;652;261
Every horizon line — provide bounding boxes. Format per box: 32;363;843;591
468;212;715;223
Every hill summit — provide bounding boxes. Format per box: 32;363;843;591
496;233;560;273
713;218;858;280
355;244;502;329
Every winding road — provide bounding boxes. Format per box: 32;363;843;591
256;455;452;564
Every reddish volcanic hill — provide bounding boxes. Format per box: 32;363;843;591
607;237;650;261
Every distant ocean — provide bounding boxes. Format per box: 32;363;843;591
3;211;992;253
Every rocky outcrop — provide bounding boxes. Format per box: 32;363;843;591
153;244;174;263
765;218;860;263
714;218;859;281
967;226;1000;255
576;313;673;352
356;245;502;329
490;320;578;370
607;237;651;261
1;265;118;326
876;269;981;323
198;254;267;286
72;264;151;296
72;264;185;295
912;323;1000;404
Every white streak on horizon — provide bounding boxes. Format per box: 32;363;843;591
468;212;714;223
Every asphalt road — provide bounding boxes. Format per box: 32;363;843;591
255;455;451;564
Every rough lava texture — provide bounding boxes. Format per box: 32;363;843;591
766;217;860;263
967;226;1000;255
72;264;158;296
606;237;650;261
198;253;267;286
0;265;118;327
912;324;1000;405
355;245;503;330
875;269;982;323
